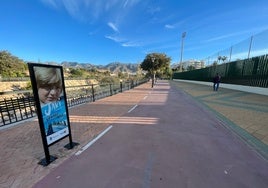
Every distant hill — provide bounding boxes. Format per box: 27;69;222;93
0;50;140;79
61;61;139;73
104;62;139;73
61;61;96;69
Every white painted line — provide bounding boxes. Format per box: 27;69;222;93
128;104;138;113
75;125;113;156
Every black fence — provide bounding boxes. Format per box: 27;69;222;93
173;54;268;88
0;97;36;126
0;79;148;127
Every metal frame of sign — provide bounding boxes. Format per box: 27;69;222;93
28;63;74;166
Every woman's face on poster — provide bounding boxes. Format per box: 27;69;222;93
34;67;63;104
38;84;62;104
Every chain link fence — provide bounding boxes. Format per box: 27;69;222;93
203;30;268;66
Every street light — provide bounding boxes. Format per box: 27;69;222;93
248;35;253;59
120;79;123;92
151;56;156;88
180;32;186;72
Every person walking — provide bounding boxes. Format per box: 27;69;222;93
213;73;221;91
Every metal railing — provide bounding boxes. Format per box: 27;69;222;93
0;79;148;127
0;97;36;126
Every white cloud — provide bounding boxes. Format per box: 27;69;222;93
105;35;123;42
108;22;119;32
123;0;141;8
105;35;141;48
41;0;58;8
123;0;130;8
205;34;234;43
204;30;252;43
40;0;90;21
165;24;175;29
40;0;144;26
121;41;140;47
62;0;80;19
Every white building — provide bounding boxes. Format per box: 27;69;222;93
181;59;205;70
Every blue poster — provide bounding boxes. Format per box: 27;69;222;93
41;98;69;145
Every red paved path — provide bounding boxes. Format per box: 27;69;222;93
33;81;268;188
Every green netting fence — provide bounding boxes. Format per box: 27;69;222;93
173;54;268;88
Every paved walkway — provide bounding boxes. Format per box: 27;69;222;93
171;81;268;147
0;80;268;188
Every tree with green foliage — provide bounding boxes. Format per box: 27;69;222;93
100;76;119;84
140;53;171;87
158;66;173;79
0;50;27;77
187;65;196;71
69;68;84;77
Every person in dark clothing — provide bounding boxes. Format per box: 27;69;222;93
213;73;221;91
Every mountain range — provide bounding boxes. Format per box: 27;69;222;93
61;61;140;73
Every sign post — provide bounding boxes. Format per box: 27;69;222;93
28;63;75;166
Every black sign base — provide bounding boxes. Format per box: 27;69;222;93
64;142;79;150
38;155;57;166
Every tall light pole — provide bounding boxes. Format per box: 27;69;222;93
180;32;186;72
151;56;156;88
248;35;253;59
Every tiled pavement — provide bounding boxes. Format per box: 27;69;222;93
171;80;268;156
0;80;267;188
0;82;153;188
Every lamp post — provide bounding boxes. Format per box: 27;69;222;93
248;35;253;59
120;79;123;92
151;56;156;88
180;32;186;72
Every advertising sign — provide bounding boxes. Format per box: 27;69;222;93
41;95;69;145
28;63;73;165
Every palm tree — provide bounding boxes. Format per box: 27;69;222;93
218;55;227;64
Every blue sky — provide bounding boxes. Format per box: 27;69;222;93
1;0;268;65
